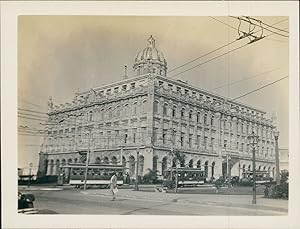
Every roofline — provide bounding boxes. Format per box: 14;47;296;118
156;75;267;114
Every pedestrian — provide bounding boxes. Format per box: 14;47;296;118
110;172;118;201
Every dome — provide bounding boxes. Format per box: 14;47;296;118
133;36;167;77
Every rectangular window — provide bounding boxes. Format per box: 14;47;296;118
124;131;128;144
211;138;215;150
204;136;208;149
223;140;227;148
181;133;184;147
141;127;146;143
158;81;164;86
106;88;111;94
131;82;136;89
184;89;189;94
122;85;127;91
177;87;181;92
133;129;137;143
189;134;193;147
163;129;167;144
197;135;201;148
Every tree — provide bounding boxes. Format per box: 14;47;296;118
143;168;159;184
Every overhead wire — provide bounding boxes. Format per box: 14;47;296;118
209;68;280;92
231;75;289;101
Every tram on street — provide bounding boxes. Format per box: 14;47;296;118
64;163;126;187
242;170;273;184
164;167;206;187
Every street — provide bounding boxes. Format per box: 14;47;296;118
19;186;288;215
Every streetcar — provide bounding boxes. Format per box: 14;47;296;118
164;167;206;187
64;163;127;187
241;170;273;184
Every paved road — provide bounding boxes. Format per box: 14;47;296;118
25;188;288;215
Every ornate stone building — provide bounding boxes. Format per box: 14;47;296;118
38;35;276;181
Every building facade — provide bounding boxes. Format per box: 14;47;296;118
38;36;276;181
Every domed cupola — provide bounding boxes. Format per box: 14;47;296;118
133;35;167;77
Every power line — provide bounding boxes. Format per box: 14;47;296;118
209;68;280;92
250;17;289;34
210;17;288;43
232;75;288;101
18;108;47;115
167;40;237;74
230;16;289;38
169;43;249;78
18;112;49;120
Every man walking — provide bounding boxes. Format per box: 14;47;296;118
110;172;118;201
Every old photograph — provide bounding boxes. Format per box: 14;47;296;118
1;1;299;229
17;15;289;216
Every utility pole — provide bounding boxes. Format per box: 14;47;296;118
248;131;259;204
83;126;92;190
134;147;140;191
27;163;33;187
273;130;280;185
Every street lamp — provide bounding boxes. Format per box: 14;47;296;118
248;131;259;204
273;130;280;185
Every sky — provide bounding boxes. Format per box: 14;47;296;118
18;16;289;171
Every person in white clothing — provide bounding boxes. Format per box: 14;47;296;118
110;173;118;201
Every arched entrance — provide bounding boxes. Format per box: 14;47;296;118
204;161;208;177
189;159;193;168
162;157;168;175
211;161;215;178
129;156;135;177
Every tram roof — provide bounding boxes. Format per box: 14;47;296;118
165;167;204;172
63;163;127;169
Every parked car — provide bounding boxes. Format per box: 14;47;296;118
18;192;38;214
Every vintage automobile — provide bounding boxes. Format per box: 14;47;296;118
18;192;38;214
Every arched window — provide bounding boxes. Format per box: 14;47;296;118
132;102;137;115
189;159;193;168
142;100;147;113
204;161;208;177
197;112;200;123
172;106;177;117
129;156;135;176
103;156;109;164
124;104;129;116
111;156;118;165
89;111;93;122
163;103;168;116
95;157;101;164
197;160;201;168
154;101;159;113
181;108;185;118
204;114;207;124
107;107;112;118
162;157;168;175
211;162;215;178
211;116;214;126
189;110;193;120
115;106;120;117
